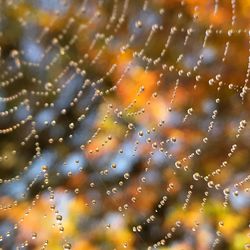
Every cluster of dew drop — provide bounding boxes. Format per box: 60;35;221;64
0;0;250;249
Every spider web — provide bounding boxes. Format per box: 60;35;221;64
0;0;249;249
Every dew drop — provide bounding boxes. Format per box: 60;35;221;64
193;172;200;181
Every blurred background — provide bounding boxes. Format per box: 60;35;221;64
0;0;249;249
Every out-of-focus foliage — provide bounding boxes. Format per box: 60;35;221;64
0;0;249;249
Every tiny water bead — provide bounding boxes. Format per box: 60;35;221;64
175;161;182;169
193;173;200;181
138;131;144;137
137;225;142;232
124;173;130;179
207;181;214;188
63;243;71;249
69;123;74;129
45;82;53;91
128;123;134;130
135;20;142;28
32;232;37;239
56;215;62;221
